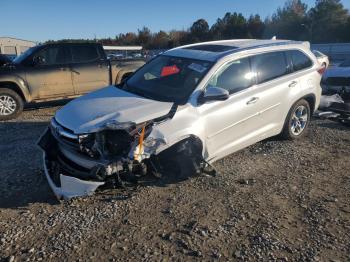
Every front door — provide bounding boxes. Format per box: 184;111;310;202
69;44;110;95
25;45;74;99
198;57;263;161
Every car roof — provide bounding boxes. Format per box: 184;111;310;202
38;42;101;48
164;39;307;62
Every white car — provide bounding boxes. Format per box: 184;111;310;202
312;50;329;68
38;39;323;199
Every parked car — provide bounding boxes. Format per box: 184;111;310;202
0;54;12;67
321;59;350;102
312;50;329;68
38;39;323;199
0;42;145;120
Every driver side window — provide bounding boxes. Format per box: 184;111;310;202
208;57;254;95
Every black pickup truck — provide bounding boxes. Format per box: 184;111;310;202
0;42;145;120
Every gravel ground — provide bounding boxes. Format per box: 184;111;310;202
0;103;349;261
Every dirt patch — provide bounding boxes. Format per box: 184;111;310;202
0;105;349;261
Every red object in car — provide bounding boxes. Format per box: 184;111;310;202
161;65;180;77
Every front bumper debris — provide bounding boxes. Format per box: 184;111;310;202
43;153;105;200
38;124;154;200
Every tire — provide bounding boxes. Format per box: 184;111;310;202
0;88;24;121
281;99;311;140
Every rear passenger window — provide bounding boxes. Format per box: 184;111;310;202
208;57;254;95
71;45;100;63
289;50;313;72
251;52;288;84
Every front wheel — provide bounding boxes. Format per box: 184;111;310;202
0;88;24;121
281;99;311;140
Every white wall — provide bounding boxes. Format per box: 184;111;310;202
0;37;37;56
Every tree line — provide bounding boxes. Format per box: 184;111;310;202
50;0;350;49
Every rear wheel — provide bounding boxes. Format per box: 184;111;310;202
0;88;24;121
281;99;310;140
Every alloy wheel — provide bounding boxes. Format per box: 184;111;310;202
291;105;308;136
0;95;17;116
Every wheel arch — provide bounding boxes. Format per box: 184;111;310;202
156;134;205;159
302;93;316;113
0;81;30;102
115;70;135;84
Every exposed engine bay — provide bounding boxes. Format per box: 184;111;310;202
38;113;214;200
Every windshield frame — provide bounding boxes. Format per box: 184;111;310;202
12;45;42;65
118;54;214;104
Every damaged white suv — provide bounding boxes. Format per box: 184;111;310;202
38;39;322;199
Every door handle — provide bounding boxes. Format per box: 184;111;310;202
289;81;298;87
247;97;259;105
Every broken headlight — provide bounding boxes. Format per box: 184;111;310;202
78;133;97;158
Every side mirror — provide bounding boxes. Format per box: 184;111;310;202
199;85;229;103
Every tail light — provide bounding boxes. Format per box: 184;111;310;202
317;65;326;75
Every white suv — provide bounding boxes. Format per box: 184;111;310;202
38;39;323;199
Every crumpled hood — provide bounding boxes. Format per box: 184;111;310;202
55;85;173;134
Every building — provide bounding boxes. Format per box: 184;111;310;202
0;37;37;56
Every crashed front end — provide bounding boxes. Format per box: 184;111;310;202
38;117;165;200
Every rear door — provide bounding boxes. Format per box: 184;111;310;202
287;49;315;94
69;44;110;95
25;45;74;99
249;51;300;137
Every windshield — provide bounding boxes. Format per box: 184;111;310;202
12;46;41;64
122;55;213;103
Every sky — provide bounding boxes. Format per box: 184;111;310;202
1;0;350;42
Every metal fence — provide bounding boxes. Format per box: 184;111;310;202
311;43;350;63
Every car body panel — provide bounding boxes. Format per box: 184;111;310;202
0;68;32;101
25;64;75;99
43;153;104;200
71;60;110;95
54;85;174;134
312;50;329;68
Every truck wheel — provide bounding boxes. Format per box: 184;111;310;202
0;88;24;121
281;99;310;140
